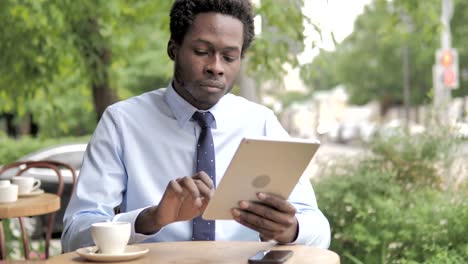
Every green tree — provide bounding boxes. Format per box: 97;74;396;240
336;0;439;111
300;49;340;91
300;0;468;115
248;0;305;82
0;0;173;136
0;0;307;137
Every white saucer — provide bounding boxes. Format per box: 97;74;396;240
18;189;45;197
76;245;149;262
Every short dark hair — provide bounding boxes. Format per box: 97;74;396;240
170;0;255;55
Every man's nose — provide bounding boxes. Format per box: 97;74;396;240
205;55;224;76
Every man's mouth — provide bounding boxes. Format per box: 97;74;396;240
199;80;224;91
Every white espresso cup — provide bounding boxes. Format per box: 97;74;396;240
0;180;11;187
0;182;18;203
91;222;131;254
11;176;41;194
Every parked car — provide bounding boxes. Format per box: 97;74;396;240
17;143;87;184
1;143;87;238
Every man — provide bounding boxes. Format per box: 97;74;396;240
62;0;330;252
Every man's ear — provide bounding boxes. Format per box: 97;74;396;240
167;40;178;61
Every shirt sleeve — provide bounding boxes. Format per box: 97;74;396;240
288;174;331;248
61;107;157;252
264;110;331;248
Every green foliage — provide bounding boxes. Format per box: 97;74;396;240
301;0;468;107
1;0;308;137
451;0;468;99
0;0;173;136
248;0;306;82
300;49;340;92
2;219;16;260
337;0;440;106
371;127;461;190
314;127;468;263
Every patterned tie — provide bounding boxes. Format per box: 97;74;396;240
191;111;216;241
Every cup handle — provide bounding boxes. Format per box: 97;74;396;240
32;179;41;191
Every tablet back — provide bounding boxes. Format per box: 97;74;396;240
202;137;320;220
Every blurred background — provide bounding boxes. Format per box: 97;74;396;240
0;0;467;262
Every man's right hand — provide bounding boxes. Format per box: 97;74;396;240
135;171;214;235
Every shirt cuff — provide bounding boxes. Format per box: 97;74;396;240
293;213;331;248
291;213;308;245
113;206;161;244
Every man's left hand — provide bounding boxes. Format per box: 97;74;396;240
231;192;298;244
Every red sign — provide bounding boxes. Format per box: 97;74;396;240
443;69;456;87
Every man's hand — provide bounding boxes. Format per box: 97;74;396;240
135;171;214;235
231;192;298;244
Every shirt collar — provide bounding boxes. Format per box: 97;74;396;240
164;81;220;129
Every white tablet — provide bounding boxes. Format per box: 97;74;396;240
202;137;320;220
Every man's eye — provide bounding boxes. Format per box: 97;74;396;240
224;56;237;63
194;50;208;56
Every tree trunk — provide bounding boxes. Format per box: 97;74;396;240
93;43;119;120
91;45;118;121
238;59;259;102
4;113;17;137
402;44;410;126
75;18;118;122
379;94;394;118
92;80;118;121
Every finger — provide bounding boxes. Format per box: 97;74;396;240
239;219;277;240
232;209;281;238
256;193;297;214
231;208;286;234
260;233;276;242
178;177;201;199
194;179;214;199
238;201;294;226
194;171;214;189
167;180;184;196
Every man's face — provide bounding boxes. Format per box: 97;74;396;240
170;12;244;110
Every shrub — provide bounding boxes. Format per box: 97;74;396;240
370;126;460;190
314;128;468;263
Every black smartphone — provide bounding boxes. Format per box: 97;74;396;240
248;250;293;264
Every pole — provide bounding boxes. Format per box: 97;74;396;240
402;44;410;126
433;0;453;122
441;0;453;49
400;10;412;126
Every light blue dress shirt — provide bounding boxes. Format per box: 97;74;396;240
61;83;330;252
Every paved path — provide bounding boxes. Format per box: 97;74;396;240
306;142;363;179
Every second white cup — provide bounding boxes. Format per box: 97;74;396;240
91;222;131;254
11;176;41;194
0;182;18;203
0;180;11;187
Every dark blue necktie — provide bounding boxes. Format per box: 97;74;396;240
192;111;216;241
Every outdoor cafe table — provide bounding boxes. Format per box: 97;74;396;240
0;193;60;260
49;241;340;264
